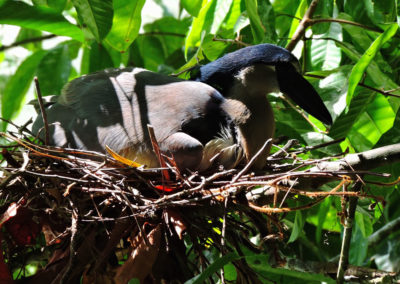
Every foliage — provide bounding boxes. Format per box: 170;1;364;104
0;0;400;282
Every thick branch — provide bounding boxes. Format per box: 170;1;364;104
286;0;320;51
368;215;400;248
313;144;400;173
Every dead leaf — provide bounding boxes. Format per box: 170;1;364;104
165;209;186;239
114;224;162;284
105;145;142;168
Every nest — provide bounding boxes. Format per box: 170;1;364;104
0;124;390;283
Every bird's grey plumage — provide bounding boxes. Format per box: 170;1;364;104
32;68;249;170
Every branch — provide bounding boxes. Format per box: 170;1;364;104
368;215;400;248
314;144;400;173
0;34;56;52
306;66;400;99
286;0;320;51
337;182;362;284
310;18;382;33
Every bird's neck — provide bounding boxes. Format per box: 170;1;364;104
230;87;275;169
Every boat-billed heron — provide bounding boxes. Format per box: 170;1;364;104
32;44;331;171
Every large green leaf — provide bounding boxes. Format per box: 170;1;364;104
105;0;145;52
1;50;47;130
71;0;113;42
32;0;67;12
244;0;264;43
81;42;114;74
36;45;71;96
309;5;342;70
0;0;83;42
185;0;232;58
363;0;396;28
347;94;396;151
346;23;398;108
181;0;203;17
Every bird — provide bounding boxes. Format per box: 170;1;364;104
191;43;332;169
32;44;332;172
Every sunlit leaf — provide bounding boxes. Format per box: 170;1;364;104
244;0;264;43
181;0;203;17
347;94;396;151
71;0;113;42
346;23;398;108
32;0;67;12
0;0;83;42
105;0;145;52
309;5;342;70
185;0;216;58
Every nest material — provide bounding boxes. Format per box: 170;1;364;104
0;128;390;283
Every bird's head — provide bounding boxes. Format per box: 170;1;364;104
192;43;332;125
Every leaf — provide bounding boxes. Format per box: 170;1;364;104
36;45;72;96
185;252;241;284
0;0;83;42
286;0;307;45
114;225;162;284
184;0;217;58
181;0;203;17
244;0;264;43
288;210;304;243
247;254;335;283
347;94;396;151
309;6;342;70
1;50;47;131
81;41;114;74
33;0;67;12
71;0;113;42
349;225;368;266
105;0;145;52
346;23;398;108
105;145;142;168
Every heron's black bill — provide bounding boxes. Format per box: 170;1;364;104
276;62;332;125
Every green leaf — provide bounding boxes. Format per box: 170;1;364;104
1;50;47;130
105;0;145;52
310;5;342;70
288;210;305;243
286;0;307;45
81;42;114;74
0;0;83;42
247;254;335;283
349;225;368;265
244;0;264;43
181;0;203;17
184;0;233;59
346;23;398;108
184;252;241;284
347;94;396;151
71;0;113;42
33;0;67;12
184;0;232;59
36;45;71;96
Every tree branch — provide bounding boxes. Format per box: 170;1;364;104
368;215;400;248
286;0;320;51
306;73;400;99
0;34;56;52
